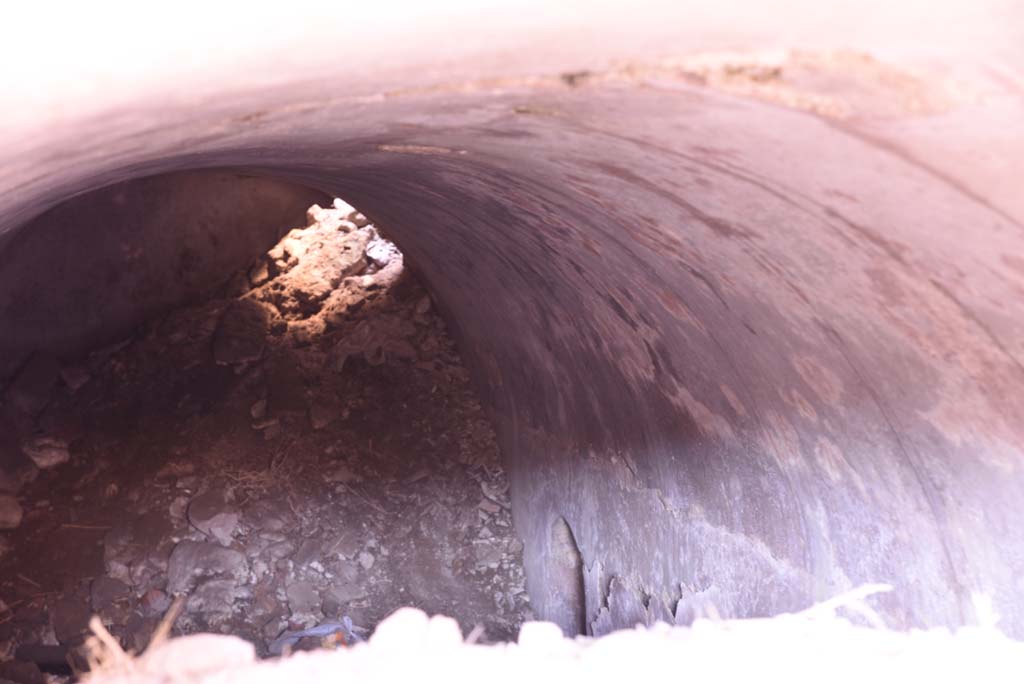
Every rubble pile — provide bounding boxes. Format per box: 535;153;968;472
0;200;531;682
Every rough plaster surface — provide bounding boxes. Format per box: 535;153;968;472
2;1;1023;642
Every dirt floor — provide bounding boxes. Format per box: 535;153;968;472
0;201;531;681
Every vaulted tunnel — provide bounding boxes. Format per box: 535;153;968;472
2;31;1024;661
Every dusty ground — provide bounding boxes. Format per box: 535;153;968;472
0;201;531;681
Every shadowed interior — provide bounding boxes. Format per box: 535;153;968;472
2;75;1024;642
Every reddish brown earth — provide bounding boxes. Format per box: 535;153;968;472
0;201;530;681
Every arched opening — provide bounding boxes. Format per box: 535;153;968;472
2;25;1024;679
0;173;534;675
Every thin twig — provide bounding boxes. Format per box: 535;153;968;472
85;615;131;673
146;596;186;651
269;436;298;472
466;624;486;644
17;573;41;588
89;617;124;655
340;484;389;515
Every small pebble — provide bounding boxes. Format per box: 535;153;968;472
0;496;23;530
358;551;375;570
250;399;268;420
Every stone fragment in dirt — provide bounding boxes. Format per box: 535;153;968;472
250;417;279;432
263;540;296;561
267;231;304;273
176;475;201;491
305;200;363;232
156;459;196;480
384;338;418;362
331;558;360;583
293;348;329;374
258;225;371;321
187;579;252;620
358;551;375;570
321;581;368;615
245;499;294;533
478;499;502;514
481;480;510;505
166;540;249;594
308;395;341;431
187;491;240;546
90;576;131;611
4;353;60;416
97;599;136;629
248;259;271;287
20;436;70;469
168;496;189;522
324;464;359;485
250;398;267;420
0;495;23;529
262;617;288;642
287;581;321;619
212;299;269;365
292;539;322;567
366;234;400;268
140;588;171;617
130;549;173;593
331;198;362;222
415;294;432;315
51;596;91;645
324;529;361;559
0;428;37;494
304;228;370;299
103;523;137;582
333;314;419;370
160;300;228;369
474;541;504;569
307;203;340;229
